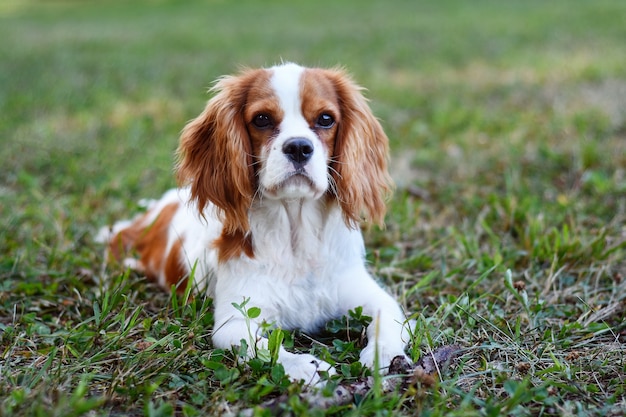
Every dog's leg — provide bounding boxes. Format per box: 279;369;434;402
212;312;335;386
338;268;413;372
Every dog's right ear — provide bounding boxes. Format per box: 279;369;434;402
176;70;263;236
324;68;393;229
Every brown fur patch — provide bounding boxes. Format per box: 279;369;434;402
164;238;188;293
108;203;186;290
300;69;341;152
214;230;254;264
108;212;149;266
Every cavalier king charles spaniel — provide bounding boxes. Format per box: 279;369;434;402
99;63;412;385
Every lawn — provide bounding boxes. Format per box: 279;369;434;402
1;0;625;415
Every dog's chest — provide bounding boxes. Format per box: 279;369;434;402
265;265;342;332
217;201;366;331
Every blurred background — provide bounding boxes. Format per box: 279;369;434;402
3;0;624;206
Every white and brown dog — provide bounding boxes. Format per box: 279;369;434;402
98;63;412;385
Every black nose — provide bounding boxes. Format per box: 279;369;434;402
282;138;314;167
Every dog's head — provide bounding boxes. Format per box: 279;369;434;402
177;63;392;241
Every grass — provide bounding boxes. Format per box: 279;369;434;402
1;0;625;415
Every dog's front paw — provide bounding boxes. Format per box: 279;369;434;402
280;352;336;386
360;342;410;374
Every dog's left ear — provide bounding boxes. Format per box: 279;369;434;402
176;69;263;235
326;70;394;227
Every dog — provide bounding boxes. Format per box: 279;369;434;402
98;63;412;385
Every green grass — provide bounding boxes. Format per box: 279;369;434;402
1;0;625;415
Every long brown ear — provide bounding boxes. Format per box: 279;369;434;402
327;69;394;227
176;70;262;235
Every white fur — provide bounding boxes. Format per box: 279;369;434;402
104;63;412;386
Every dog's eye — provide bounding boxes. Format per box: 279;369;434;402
252;114;273;129
316;113;335;129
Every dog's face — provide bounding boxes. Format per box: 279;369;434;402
245;64;339;201
176;63;392;243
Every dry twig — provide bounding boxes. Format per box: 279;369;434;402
240;344;462;415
